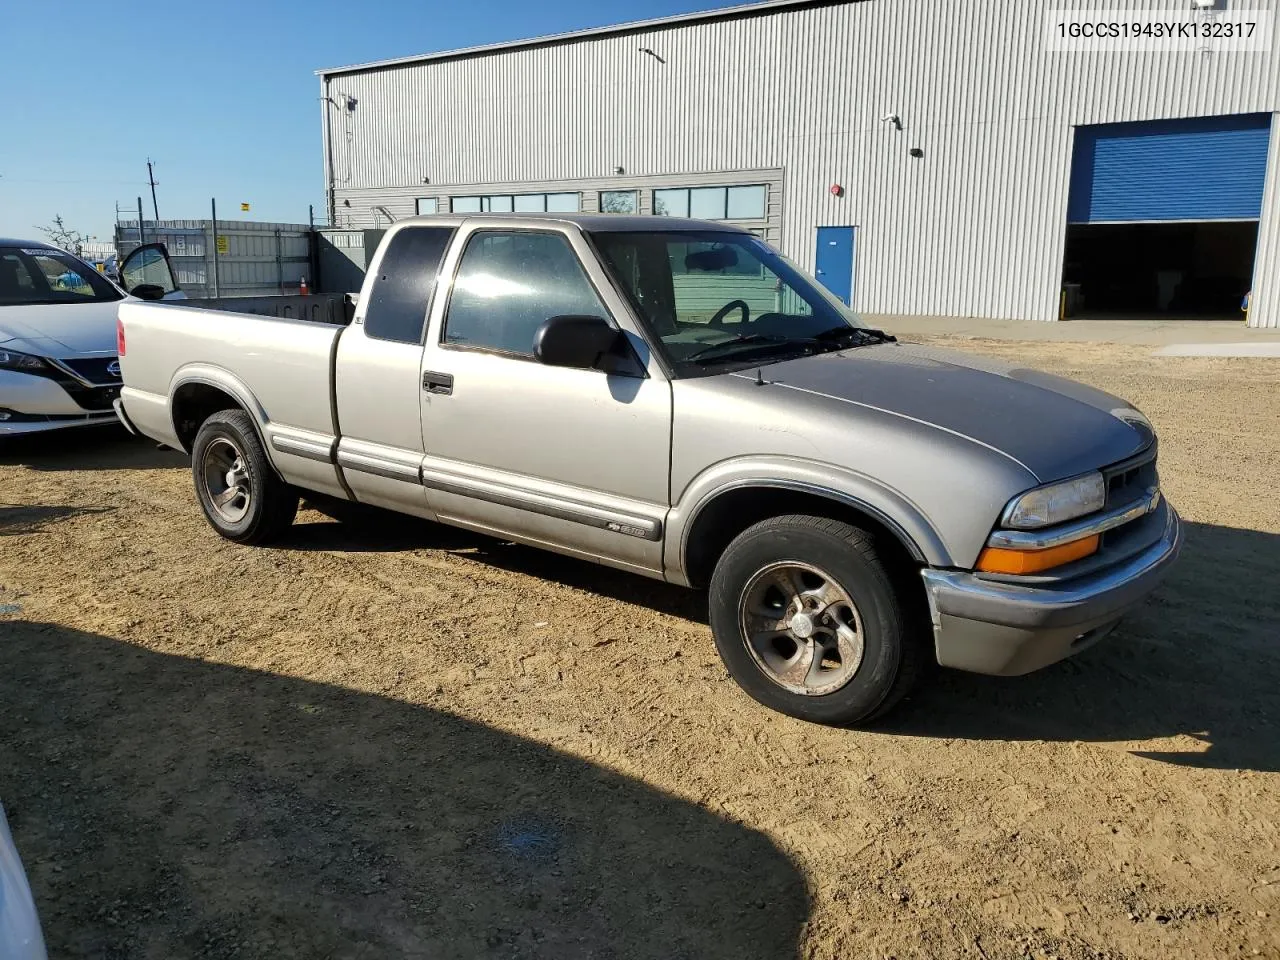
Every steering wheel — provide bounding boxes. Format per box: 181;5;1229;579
709;299;751;328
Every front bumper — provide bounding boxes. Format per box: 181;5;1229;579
0;368;119;436
921;503;1183;675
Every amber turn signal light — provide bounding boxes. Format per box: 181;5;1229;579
975;534;1100;575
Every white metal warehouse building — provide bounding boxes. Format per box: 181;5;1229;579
318;0;1280;327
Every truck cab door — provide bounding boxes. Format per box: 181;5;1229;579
333;225;455;517
118;243;186;301
417;222;672;576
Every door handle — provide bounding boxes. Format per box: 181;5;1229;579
422;371;454;395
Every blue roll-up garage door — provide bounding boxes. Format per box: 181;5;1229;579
1067;113;1272;223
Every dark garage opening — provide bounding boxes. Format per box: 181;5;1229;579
1062;221;1258;320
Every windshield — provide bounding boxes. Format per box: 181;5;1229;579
590;230;867;373
0;246;124;306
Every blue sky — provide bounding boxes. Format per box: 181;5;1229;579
0;0;747;242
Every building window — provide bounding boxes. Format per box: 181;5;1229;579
653;189;689;218
450;193;581;215
600;190;638;214
546;192;580;212
415;197;438;215
689;187;725;220
727;185;767;220
443;231;606;357
653;184;767;221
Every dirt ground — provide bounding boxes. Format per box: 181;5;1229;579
1;335;1277;960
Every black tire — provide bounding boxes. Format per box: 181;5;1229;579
708;514;927;726
191;409;299;545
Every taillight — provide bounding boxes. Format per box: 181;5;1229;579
116;317;126;357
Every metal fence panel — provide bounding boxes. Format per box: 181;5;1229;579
115;219;314;298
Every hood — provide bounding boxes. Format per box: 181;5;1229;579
0;301;122;356
755;342;1153;482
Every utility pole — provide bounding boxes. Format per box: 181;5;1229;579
146;159;160;221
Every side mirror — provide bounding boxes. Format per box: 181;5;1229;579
534;315;629;373
131;283;167;301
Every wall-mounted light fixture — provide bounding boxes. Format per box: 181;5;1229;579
829;184;844;197
909;147;924;159
614;166;625;175
638;47;667;64
422;176;431;184
880;113;903;131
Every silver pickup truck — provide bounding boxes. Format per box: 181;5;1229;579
115;215;1182;725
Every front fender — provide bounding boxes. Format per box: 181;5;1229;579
664;455;953;585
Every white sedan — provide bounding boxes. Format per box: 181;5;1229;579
0;238;181;436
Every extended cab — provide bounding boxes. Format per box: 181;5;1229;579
115;215;1182;725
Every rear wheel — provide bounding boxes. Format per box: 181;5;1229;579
708;514;926;725
191;409;298;545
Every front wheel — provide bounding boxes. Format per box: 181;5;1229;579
708;515;926;726
191;409;298;545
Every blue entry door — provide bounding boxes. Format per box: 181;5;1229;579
815;227;856;305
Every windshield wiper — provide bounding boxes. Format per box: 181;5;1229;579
685;334;819;364
813;326;897;348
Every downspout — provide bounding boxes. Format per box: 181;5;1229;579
322;74;336;227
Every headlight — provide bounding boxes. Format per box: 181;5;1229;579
0;349;48;373
1001;472;1106;529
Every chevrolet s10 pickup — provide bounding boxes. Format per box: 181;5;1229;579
115;215;1182;725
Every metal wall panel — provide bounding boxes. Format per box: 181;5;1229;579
324;0;1280;325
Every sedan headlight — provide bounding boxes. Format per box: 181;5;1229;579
0;349;48;373
1001;472;1106;529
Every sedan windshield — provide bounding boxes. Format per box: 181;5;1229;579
0;246;123;306
590;230;872;373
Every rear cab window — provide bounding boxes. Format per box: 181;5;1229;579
361;226;456;343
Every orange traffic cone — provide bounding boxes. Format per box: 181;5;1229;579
299;276;309;296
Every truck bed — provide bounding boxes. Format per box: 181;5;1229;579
117;300;346;496
178;293;355;326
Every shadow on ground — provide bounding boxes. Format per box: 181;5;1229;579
0;503;113;536
291;497;707;622
0;621;808;959
0;426;184;472
291;503;1280;773
881;521;1280;772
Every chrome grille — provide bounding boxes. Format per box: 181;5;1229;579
1099;446;1161;555
1103;446;1158;508
57;357;121;384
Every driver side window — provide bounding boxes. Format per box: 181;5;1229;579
443;231;609;357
